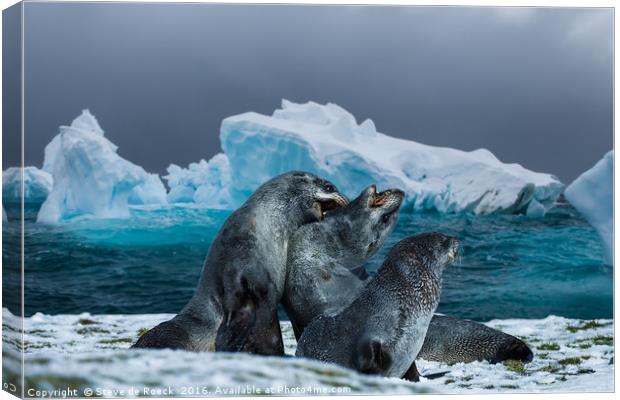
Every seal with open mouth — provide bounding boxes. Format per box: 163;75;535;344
283;185;404;340
285;185;533;369
133;171;348;354
296;233;459;379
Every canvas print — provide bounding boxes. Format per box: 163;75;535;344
1;2;614;397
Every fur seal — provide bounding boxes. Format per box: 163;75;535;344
296;233;458;379
283;185;403;340
284;188;532;367
133;171;348;355
419;315;533;364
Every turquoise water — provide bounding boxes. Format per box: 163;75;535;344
2;203;612;320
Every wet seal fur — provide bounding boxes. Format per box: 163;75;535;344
284;187;532;368
419;315;533;364
133;171;348;354
296;233;458;379
283;185;403;339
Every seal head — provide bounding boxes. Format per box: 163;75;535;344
296;233;459;379
283;185;404;339
133;171;348;354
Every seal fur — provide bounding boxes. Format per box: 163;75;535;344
283;185;403;339
296;233;458;378
133;171;348;354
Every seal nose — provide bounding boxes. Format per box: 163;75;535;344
390;189;405;205
446;237;460;265
334;192;349;206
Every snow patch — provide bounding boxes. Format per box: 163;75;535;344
3;309;613;395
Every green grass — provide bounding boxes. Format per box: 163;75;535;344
504;360;526;374
558;357;582;366
137;328;150;338
591;336;613;346
566;320;610;333
76;327;110;335
98;337;134;344
538;364;560;373
537;343;560;351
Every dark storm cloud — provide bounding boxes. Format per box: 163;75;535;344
7;3;614;182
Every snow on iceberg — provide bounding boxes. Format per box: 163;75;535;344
164;154;234;209
565;151;613;265
2;166;53;204
37;110;167;223
214;100;563;215
128;173;169;205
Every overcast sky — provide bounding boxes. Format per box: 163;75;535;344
4;3;613;183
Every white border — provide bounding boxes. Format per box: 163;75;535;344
0;2;616;400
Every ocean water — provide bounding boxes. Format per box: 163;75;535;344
2;202;612;320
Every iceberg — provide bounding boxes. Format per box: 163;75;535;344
164;154;234;209
128;173;169;205
565;151;613;265
2;166;53;204
203;100;563;215
37;110;167;223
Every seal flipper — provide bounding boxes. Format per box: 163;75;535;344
132;319;192;350
215;302;256;352
401;361;420;382
242;309;285;356
356;339;393;375
491;338;534;364
290;319;303;341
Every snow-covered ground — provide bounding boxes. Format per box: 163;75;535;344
2;309;613;395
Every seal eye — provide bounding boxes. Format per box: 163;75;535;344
382;214;391;223
324;183;336;193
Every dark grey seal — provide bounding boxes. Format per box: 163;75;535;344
133;171;348;355
283;185;403;340
418;315;533;364
296;233;458;379
284;186;533;368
